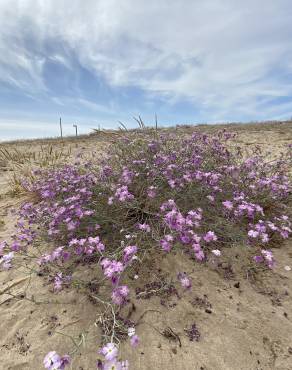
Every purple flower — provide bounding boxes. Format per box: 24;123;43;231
43;351;70;369
137;223;151;232
222;200;233;210
115;186;134;202
44;351;60;369
203;231;218;243
88;236;105;252
102;260;124;279
261;249;274;266
253;249;275;269
123;245;137;262
53;273;71;292
59;355;71;369
121;360;129;370
177;272;192;289
261;233;269;243
0;240;7;256
266;222;277;231
111;285;129;305
53;273;64;292
103;360;122;370
10;241;21;252
160;234;173;252
0;251;14;270
195;250;205;261
253;255;264;263
147;186;157;198
99;343;118;361
130;334;140;348
192;243;201;252
192;234;201;243
248;230;259;238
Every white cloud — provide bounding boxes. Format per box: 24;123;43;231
0;0;292;120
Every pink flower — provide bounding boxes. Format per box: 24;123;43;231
137;223;151;232
0;241;7;256
69;238;78;246
102;260;124;278
261;233;269;243
267;222;277;231
253;255;263;263
121;360;129;370
111;285;129;305
0;251;14;270
177;272;192;289
192;243;201;252
54;275;63;292
203;231;217;243
147;186;157;198
44;351;60;369
195;250;205;261
260;249;275;268
59;355;71;369
10;241;21;251
130;334;140;348
100;258;111;269
261;249;273;262
53;273;71;292
88;236;105;252
192;234;201;243
280;230;289;239
160;235;173;252
222;200;233;210
119;285;130;297
38;253;52;265
100;343;118;361
43;351;70;369
115;185;134;202
103;360;122;370
211;249;221;257
248;230;259;238
123;245;137;262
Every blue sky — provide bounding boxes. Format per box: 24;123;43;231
1;0;292;140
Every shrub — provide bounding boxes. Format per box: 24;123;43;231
1;129;291;369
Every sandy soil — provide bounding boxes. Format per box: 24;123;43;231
0;123;292;370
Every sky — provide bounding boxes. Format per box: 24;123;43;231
1;0;292;140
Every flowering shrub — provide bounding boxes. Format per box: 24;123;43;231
1;129;291;368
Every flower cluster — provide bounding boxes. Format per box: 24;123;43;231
159;200;217;261
253;249;275;268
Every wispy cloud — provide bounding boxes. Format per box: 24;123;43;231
0;0;292;138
